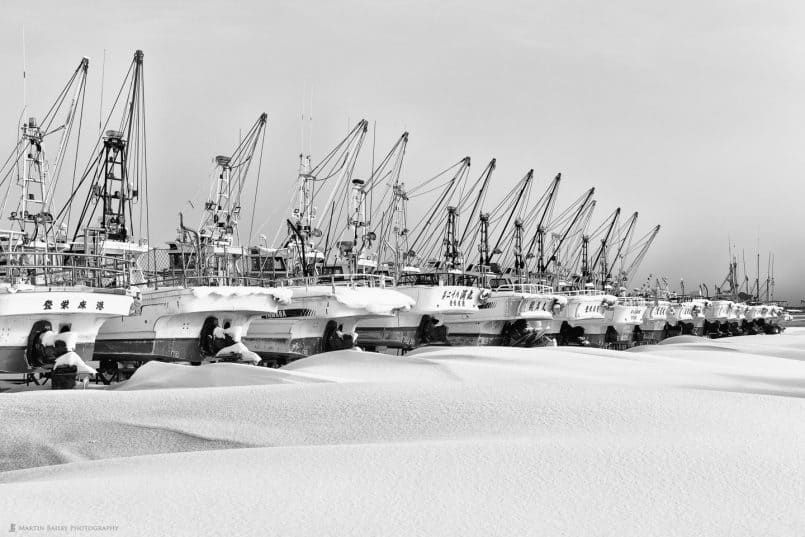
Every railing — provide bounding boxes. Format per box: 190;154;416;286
274;273;394;289
396;271;481;288
555;288;609;297
494;283;554;294
615;297;647;306
137;248;272;288
0;250;133;289
669;296;708;305
141;271;282;289
138;248;396;290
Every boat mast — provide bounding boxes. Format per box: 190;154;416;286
388;133;409;277
347;177;370;272
589;208;621;288
617;225;661;289
207;155;234;245
755;252;760;302
443;206;460;270
360;131;408;276
488;169;532;265
405;157;470;268
391;181;408;277
513;218;524;280
457;158;495;249
43;57;90;219
580;236;590;283
199;113;267;248
16;117;45;239
544;188;595;275
478;212;490;268
288;119;367;275
11;57;88;244
296;153;313;236
524;173;561;277
605;211;638;283
68;50;146;245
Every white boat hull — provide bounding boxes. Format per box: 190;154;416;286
554;293;613;346
0;288;133;373
356;285;484;350
704;300;734;334
445;292;556;346
95;286;290;363
640;301;670;342
246;285;415;360
604;302;647;345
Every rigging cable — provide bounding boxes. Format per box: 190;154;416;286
247;118;268;246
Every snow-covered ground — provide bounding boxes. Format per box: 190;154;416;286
2;331;805;536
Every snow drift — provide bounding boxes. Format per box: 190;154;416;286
2;331;805;536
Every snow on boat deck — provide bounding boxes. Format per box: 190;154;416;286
2;331;805;536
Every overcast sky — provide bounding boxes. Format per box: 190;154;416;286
1;0;803;302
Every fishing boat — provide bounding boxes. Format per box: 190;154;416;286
90;68;290;374
603;213;668;347
244;123;415;363
603;294;646;347
554;285;616;346
442;169;560;347
662;290;707;337
665;299;695;336
287;133;489;352
725;301;747;335
766;305;786;333
703;299;733;336
527;189;611;346
640;298;671;343
556;207;635;347
357;170;492;350
0;58;136;374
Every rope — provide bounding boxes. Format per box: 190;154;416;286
247;122;267;246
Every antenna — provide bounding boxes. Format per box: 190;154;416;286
21;26;26;109
371;120;376;179
14;27;27;206
742;249;748;293
771;253;775;301
370;120;376;225
756;251;760;302
300;85;305;156
308;83;314;156
299;83;314;158
99;48;106;134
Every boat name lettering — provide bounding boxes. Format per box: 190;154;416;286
524;300;546;312
441;289;474;300
42;299;105;311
